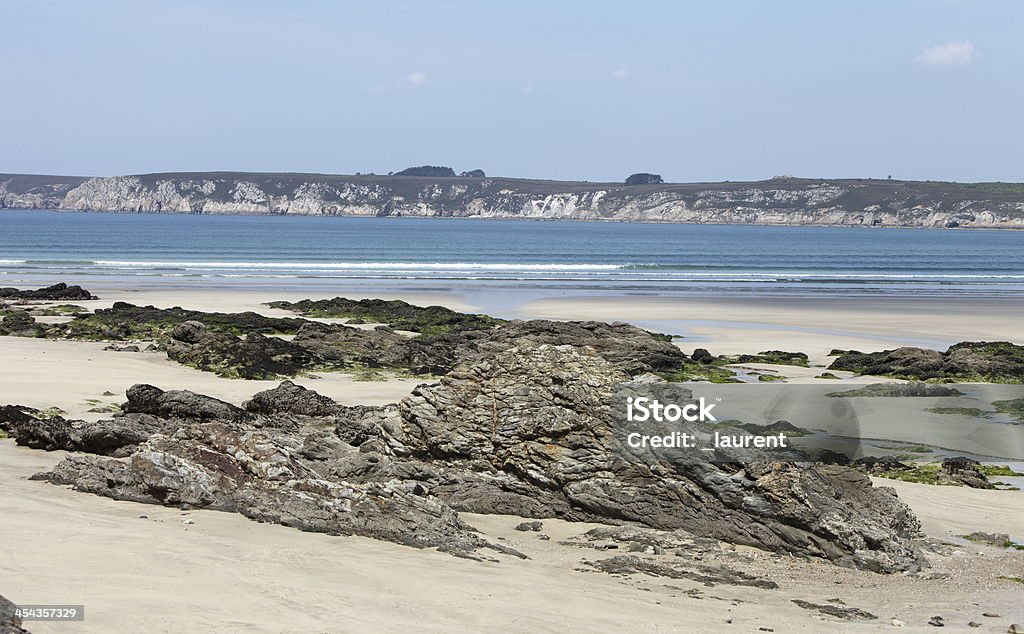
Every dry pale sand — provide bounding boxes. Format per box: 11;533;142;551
879;477;1024;540
0;337;424;421
3;442;1023;634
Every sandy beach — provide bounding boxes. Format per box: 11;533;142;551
3;442;1023;633
3;286;1024;632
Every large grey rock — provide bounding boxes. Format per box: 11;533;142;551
397;342;924;572
244;380;345;418
14;412;175;456
45;422;492;555
122;384;248;422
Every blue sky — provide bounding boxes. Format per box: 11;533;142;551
2;0;1021;182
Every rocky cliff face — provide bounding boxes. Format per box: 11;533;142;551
3;171;1024;228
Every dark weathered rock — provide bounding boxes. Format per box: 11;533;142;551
585;555;778;589
290;321;431;372
397;343;923;572
791;599;876;620
0;309;36;336
268;297;503;335
855;456;911;472
515;521;543;532
243;381;389;441
691;348;715;364
0;282;95;301
938;457;991;489
735;350;809;367
103;344;141;352
830;342;1024;383
809;449;853;466
122;384;248;422
44;422;494;555
0;405;44;434
48;302;308;342
165;321;321;379
13;411;176;456
0;593;29;634
244;380;344;418
463;320;686;375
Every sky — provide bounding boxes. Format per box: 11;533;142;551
1;0;1022;183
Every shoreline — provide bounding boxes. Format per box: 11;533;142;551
7;207;1024;230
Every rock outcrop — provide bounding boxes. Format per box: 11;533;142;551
4;172;1024;229
0;282;95;301
22;299;688;381
0;594;29;634
46;423;488;554
395;343;923;572
830;342;1024;382
121;384;249;423
164;321;319;379
4;403;177;457
32;342;923;572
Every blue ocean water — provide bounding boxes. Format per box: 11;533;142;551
2;210;1024;296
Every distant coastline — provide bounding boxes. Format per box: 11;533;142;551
4;171;1024;229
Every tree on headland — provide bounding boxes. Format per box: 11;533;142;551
394;166;457;177
460;169;486;178
625;172;664;185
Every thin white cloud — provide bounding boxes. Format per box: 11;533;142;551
398;71;428;88
917;40;976;66
522;82;535;95
611;67;628;80
368;71;429;93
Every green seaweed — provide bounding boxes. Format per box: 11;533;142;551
658;362;740;384
925;407;993;417
979;464;1024;477
42;302;309;342
991;398;1024;423
826;383;963;398
267;297;503;336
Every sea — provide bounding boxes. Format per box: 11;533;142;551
2;209;1024;298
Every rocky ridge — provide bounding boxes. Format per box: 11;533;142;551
3;172;1024;228
7;343;925;572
